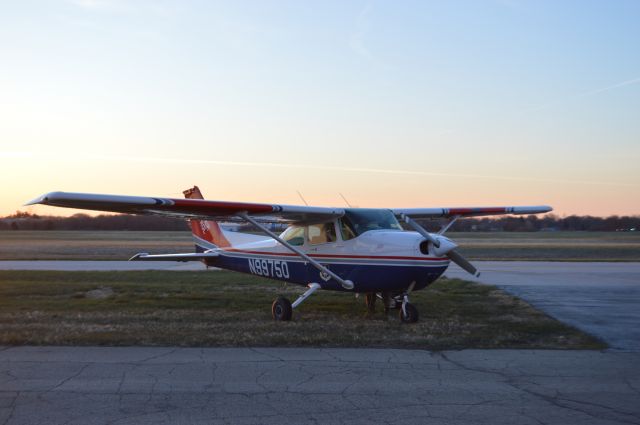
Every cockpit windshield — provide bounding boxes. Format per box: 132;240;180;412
340;209;403;239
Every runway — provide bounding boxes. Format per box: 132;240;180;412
2;260;640;351
1;346;639;425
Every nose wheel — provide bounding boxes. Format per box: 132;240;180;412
398;291;419;323
369;291;419;323
399;300;419;323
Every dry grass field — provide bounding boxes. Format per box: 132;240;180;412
451;231;640;261
0;270;605;350
0;231;192;260
1;230;639;261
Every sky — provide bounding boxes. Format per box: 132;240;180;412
1;0;639;217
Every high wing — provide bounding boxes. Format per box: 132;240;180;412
26;191;344;224
392;205;552;219
26;191;551;223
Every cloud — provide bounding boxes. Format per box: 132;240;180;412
349;3;373;60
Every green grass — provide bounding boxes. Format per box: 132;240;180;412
0;270;605;350
1;230;639;261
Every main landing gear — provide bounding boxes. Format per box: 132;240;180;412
273;283;420;323
272;283;322;321
272;297;293;321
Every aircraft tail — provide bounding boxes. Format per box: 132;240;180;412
183;186;232;249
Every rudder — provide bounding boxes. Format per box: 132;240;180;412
183;186;231;249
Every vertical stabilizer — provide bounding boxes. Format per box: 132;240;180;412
183;186;231;249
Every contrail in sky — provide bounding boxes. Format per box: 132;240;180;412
577;76;640;98
527;75;640;112
1;151;636;188
349;3;373;60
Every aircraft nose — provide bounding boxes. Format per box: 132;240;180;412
418;234;458;257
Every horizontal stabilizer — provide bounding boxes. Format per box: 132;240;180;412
129;252;219;262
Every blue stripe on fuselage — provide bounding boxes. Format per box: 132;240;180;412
203;249;448;293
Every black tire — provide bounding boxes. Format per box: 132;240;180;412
272;297;293;321
399;302;419;323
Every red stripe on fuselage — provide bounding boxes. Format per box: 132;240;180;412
222;248;448;261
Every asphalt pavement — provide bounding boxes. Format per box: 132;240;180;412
444;262;640;351
1;346;639;425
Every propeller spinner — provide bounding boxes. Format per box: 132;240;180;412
402;214;481;278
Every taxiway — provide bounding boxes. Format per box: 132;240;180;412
1;346;639;425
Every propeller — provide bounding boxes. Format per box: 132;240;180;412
446;249;480;277
402;214;481;278
427;234;481;278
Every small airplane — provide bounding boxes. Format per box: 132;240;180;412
26;187;551;323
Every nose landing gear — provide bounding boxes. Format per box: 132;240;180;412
396;282;419;323
368;284;420;323
399;294;419;323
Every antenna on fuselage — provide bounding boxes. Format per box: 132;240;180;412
339;193;353;208
296;190;309;206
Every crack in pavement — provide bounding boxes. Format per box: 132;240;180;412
437;352;640;425
136;348;180;364
2;348;639;425
0;392;19;425
46;363;90;393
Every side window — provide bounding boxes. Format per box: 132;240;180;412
280;226;304;246
307;223;337;245
339;218;357;241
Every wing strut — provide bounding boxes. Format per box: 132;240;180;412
238;212;355;290
292;283;322;309
438;215;460;235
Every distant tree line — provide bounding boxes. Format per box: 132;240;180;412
0;212;189;231
0;211;638;232
417;214;639;232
